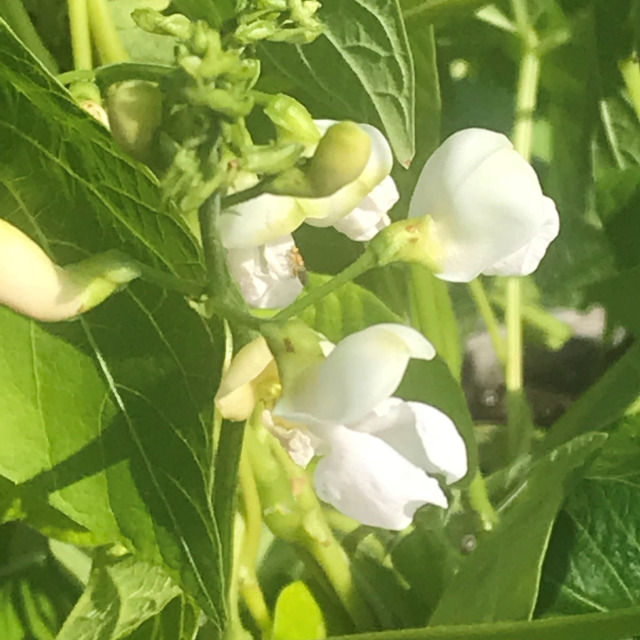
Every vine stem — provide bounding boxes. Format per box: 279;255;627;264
467;278;506;365
67;0;92;70
507;0;541;457
87;0;128;64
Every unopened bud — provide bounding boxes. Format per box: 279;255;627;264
107;81;162;161
264;94;320;146
132;9;192;40
0;220;140;322
80;100;110;128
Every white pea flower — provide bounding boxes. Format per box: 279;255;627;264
408;128;559;282
272;324;468;530
221;120;398;308
0;219;139;322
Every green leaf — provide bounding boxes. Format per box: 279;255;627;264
0;19;203;282
272;581;326;640
298;273;401;344
0;286;227;627
259;0;415;166
167;0;234;28
429;433;606;626
57;553;181;640
539;416;640;616
121;595;199;640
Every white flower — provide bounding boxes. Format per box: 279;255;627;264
226;235;304;309
221;120;398;308
408;128;559;282
273;324;468;530
0;219;139;322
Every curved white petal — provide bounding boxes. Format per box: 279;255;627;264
409;128;559;282
314;424;448;530
355;398;467;484
482;197;560;276
226;236;304;308
220;194;307;249
300;123;394;226
274;324;435;425
325;176;397;241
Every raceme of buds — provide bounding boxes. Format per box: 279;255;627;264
405;128;560;282
0;220;140;322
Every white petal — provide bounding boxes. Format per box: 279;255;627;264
409;128;559;282
314;424;447;530
355;398;467;484
262;411;319;468
274;324;435;425
482;197;560;276
300;124;394;226
220;194;307;249
226;236;304;308
328;176;398;241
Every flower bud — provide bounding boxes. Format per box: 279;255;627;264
107;81;162;161
263;94;320;146
132;9;192;40
0;220;140;322
268;121;372;198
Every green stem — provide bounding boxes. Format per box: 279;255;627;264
467;471;498;531
467;278;506;365
0;0;58;73
507;0;541;457
272;251;378;323
238;451;272;637
619;54;640;125
327;604;640;640
67;0;92;70
221;176;278;209
134;261;204;297
86;0;128;64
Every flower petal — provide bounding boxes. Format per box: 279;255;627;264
355;398;467;484
482;197;559;276
274;324;435;426
314;424;447;530
226;235;304;308
409;128;559;282
324;176;397;241
220;194;307;249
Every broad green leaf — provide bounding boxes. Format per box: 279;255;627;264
539;417;640;616
272;581;326;640
0;285;227;627
587;266;640;336
57;553;181;640
0;19;203;282
399;0;495;23
298;273;401;344
429;433;606;626
122;595;199;640
542;341;640;453
259;0;415;165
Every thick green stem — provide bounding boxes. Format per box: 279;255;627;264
467;471;498;531
507;0;541;457
272;251;378;323
238;451;272;638
619;55;640;125
87;0;128;64
67;0;92;70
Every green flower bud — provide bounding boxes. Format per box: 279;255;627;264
368;215;443;272
264;94;320;146
243;143;304;175
307;121;371;195
186;86;254;118
107;81;162;162
132;9;192;40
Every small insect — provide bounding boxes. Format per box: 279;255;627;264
289;245;308;285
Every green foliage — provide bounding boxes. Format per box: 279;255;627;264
272;581;326;640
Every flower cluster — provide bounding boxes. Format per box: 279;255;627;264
221;120;399;308
217;324;468;530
